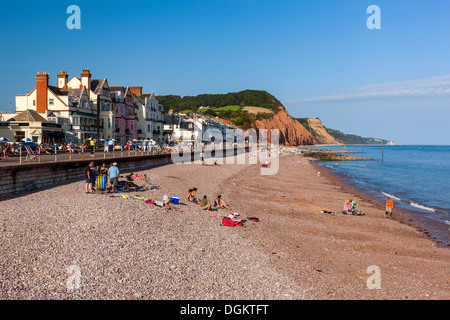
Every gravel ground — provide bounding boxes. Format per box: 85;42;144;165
0;154;448;300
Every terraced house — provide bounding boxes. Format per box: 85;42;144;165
129;86;164;141
110;86;138;144
4;69;165;145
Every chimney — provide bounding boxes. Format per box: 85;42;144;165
57;71;68;89
80;69;91;98
130;86;142;96
36;72;49;113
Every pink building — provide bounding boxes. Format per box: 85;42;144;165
109;86;138;144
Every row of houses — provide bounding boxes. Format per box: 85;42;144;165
0;69;164;145
163;113;238;144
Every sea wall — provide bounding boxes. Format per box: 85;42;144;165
0;148;247;197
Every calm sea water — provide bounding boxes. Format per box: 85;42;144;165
313;145;450;235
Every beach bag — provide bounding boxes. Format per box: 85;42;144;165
96;175;106;191
222;217;235;227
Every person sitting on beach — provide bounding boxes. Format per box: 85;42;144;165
343;199;351;214
185;188;200;204
199;195;212;211
163;195;181;212
214;195;229;209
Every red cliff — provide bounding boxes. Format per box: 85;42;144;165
251;107;314;146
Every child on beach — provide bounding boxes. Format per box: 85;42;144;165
386;197;394;218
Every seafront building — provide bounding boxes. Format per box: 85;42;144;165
129;87;164;141
0;69;165;145
163;112;237;145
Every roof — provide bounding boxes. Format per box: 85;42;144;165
109;86;124;92
91;78;107;95
164;114;180;125
48;85;66;96
141;92;154;100
8;110;48;122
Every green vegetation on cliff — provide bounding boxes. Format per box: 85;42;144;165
156;90;283;114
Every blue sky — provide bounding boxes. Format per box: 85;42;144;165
0;0;449;144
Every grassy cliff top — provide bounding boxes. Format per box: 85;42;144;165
156;90;283;114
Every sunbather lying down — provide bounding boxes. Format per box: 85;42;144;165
163;195;182;212
126;172;145;181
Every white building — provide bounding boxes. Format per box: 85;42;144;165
14;70;98;143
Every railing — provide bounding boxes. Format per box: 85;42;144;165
1;141;251;166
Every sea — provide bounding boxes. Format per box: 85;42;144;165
312;145;450;246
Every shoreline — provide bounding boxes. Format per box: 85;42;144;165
309;160;449;248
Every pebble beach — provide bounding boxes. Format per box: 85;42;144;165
0;153;448;300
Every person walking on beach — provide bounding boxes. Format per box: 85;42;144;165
108;139;114;152
108;162;120;194
386;197;394;218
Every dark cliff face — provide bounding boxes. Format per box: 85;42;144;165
251;107;314;146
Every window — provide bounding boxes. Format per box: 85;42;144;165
33;100;36;106
15;131;25;141
108;118;111;129
49;99;54;105
147;124;151;132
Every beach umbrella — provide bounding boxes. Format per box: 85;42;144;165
0;137;9;141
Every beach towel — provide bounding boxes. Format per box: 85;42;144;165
222;217;235;227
